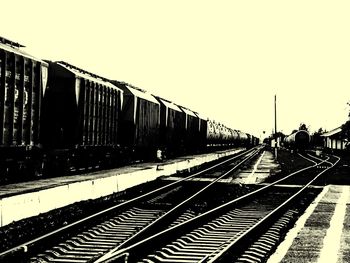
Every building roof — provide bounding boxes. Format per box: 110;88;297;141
321;127;342;137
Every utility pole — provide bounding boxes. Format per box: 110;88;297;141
274;94;278;159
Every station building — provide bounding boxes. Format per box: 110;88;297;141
321;127;348;151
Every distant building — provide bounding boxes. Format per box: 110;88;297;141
270;137;281;148
321;127;348;150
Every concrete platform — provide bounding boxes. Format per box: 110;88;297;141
0;148;244;227
231;150;281;184
163;150;281;184
268;185;350;263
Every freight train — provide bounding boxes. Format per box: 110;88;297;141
0;37;259;183
283;130;310;151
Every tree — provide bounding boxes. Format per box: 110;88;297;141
341;120;350;140
311;127;324;147
341;101;350;140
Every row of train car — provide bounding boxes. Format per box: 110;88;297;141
0;37;259;183
265;130;312;151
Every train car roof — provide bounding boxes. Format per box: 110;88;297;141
232;129;240;135
124;85;159;104
0;39;47;64
157;97;181;112
286;130;309;137
177;105;197;117
237;130;248;137
195;112;207;121
56;62;122;91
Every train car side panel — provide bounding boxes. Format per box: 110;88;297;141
198;115;207;151
41;62;77;148
157;97;186;157
179;106;199;153
0;41;48;182
117;83;160;159
0;50;45;147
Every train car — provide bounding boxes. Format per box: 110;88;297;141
175;105;200;154
195;112;208;152
0;37;48;181
207;120;243;148
246;134;252;147
248;134;259;148
252;135;260;146
206;119;220;147
114;82;160;160
41;61;124;174
284;130;310;150
236;130;249;146
219;123;230;143
0;36;261;183
155;96;186;157
225;126;237;146
229;129;240;146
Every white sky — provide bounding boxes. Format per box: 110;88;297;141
1;1;350;139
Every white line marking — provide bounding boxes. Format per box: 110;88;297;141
318;186;349;263
267;185;330;263
245;151;265;183
307;153;333;166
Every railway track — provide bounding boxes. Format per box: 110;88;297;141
94;153;340;263
0;147;263;263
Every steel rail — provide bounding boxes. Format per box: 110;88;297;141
0;147;260;261
207;154;340;262
95;152;329;263
103;147;262;252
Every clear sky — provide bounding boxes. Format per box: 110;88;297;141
1;1;349;139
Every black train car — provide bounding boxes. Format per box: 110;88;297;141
236;130;249;146
155;96;186;157
177;105;200;154
284;130;310;150
114;82;160;160
255;136;260;146
41;61;123;173
230;129;240;146
246;133;253;148
246;133;259;148
195;112;208;151
0;37;48;181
